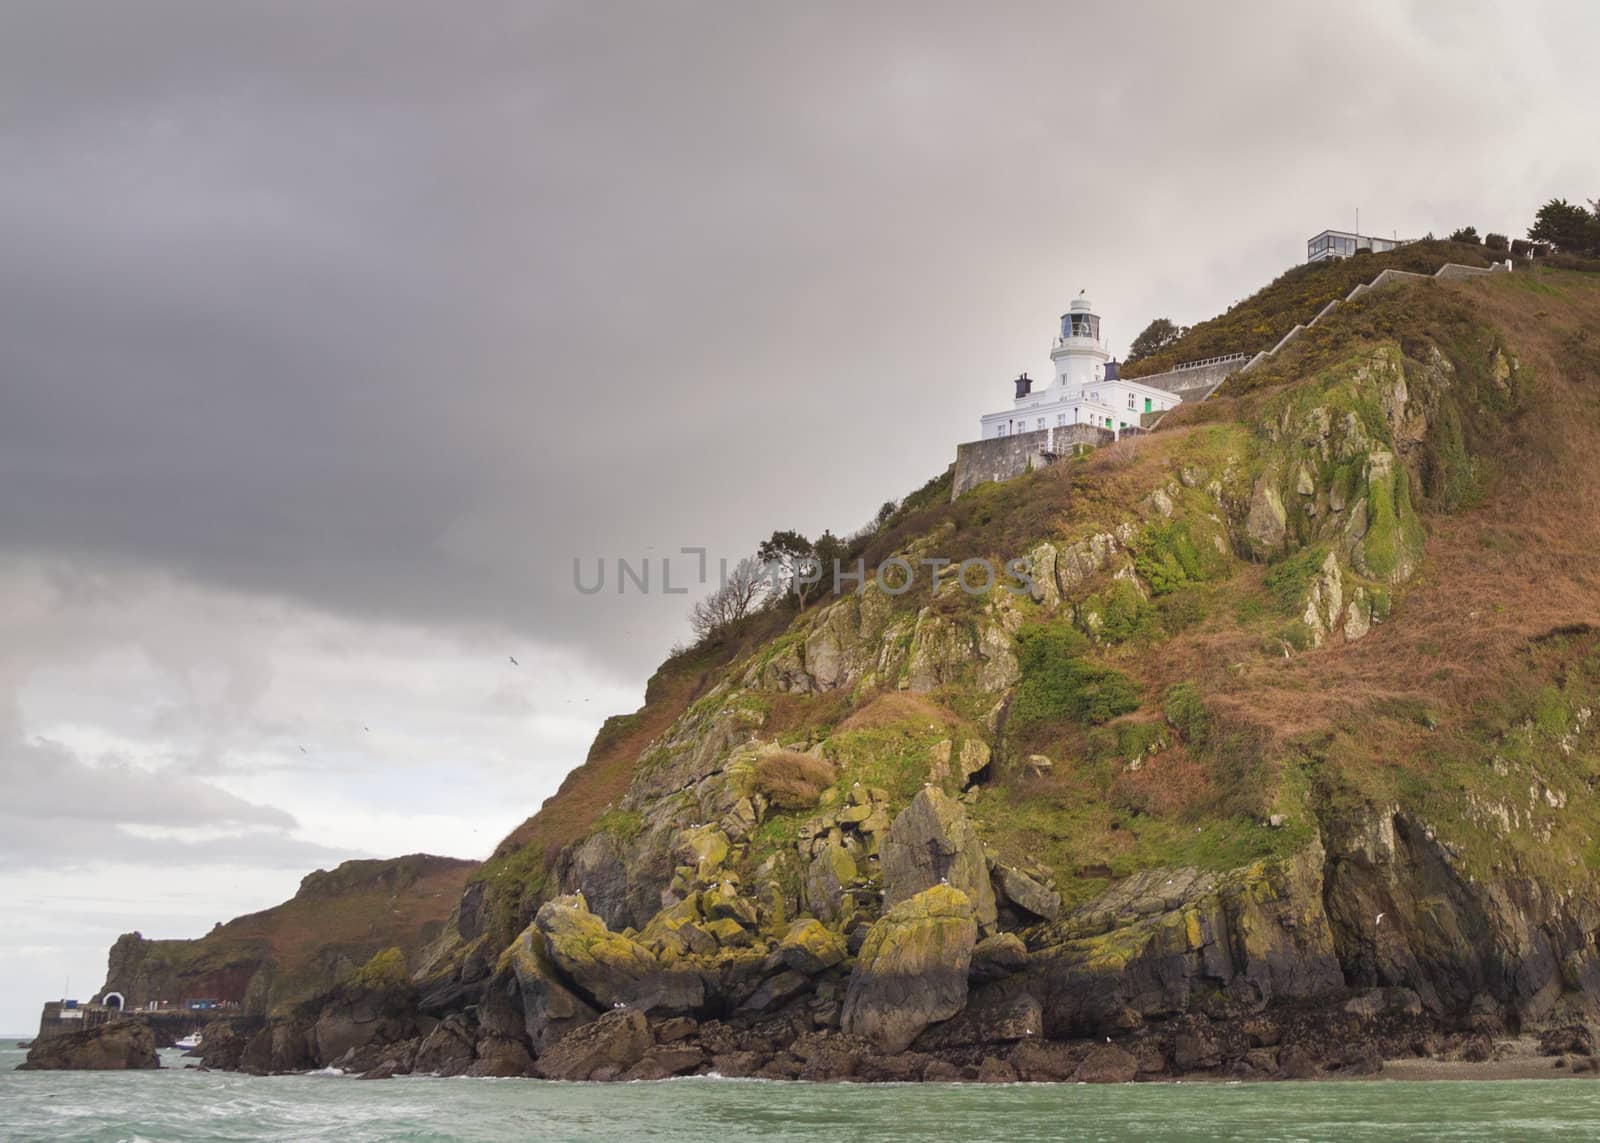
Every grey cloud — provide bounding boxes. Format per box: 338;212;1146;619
3;3;1591;681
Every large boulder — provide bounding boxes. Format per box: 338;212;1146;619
18;1020;159;1070
993;863;1061;921
412;1013;477;1076
502;928;597;1053
533;1007;653;1081
1074;1042;1138;1083
880;787;997;929
840;885;978;1053
535;894;703;1013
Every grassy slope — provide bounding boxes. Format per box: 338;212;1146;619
1122;239;1497;378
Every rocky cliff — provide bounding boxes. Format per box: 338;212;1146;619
183;253;1600;1081
100;854;475;1017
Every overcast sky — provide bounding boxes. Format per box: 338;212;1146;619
1;0;1595;1030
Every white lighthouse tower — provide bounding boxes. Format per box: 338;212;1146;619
976;289;1182;441
1051;292;1110;390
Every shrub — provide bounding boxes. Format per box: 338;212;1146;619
754;750;837;810
1484;232;1509;253
1089;578;1159;642
1264;544;1329;615
348;947;409;991
1448;226;1480;244
1135;521;1224;596
1163;682;1210;748
1011;622;1140;728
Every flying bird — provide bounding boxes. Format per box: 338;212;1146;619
1375;912;1386;927
509;655;519;666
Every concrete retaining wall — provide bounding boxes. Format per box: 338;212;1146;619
953;424;1114;498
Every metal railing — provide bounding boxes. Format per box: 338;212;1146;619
1167;352;1250;371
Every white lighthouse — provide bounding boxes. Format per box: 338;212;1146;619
978;290;1181;440
1051;292;1110;390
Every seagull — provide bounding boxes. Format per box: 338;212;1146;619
299;746;307;754
509;655;519;666
1375;912;1386;927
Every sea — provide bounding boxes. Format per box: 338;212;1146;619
5;1037;1600;1142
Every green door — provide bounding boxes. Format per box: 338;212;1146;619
1144;398;1152;413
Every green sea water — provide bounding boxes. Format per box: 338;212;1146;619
6;1041;1600;1142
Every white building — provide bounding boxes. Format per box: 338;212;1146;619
978;293;1183;440
1306;229;1408;263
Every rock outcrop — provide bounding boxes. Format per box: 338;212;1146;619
841;885;978;1053
880;788;997;930
18;1020;159;1070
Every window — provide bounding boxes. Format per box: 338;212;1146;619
1127;394;1136;410
1057;413;1066;427
1036;418;1045;431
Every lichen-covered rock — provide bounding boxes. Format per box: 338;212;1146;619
881;787;997;929
777;918;847;975
1245;475;1287;556
504;921;598;1052
18;1020;159;1070
1017;847;1344;1038
804;839;858;923
841;885;978;1053
535;894;703;1012
1351;449;1423;585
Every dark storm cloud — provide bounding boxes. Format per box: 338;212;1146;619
2;1;1596;683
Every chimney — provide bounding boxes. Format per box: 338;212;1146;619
1013;372;1032;398
1104;358;1121;381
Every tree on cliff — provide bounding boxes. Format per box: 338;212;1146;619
759;530;823;608
1126;318;1187;363
1448;226;1480;244
1528;198;1600;256
689;556;767;641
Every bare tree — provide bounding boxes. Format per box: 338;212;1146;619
689;556;767;641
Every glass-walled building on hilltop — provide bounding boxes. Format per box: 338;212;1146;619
1307;229;1410;263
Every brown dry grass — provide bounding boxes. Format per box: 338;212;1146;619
1146;269;1600;752
837;691;962;733
753;750;838;810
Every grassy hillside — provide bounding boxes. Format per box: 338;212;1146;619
1122;239;1498;378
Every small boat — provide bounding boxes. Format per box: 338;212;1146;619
174;1033;202;1052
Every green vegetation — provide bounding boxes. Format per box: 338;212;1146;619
347;946;409;991
1011;621;1140;728
1264;544;1328;615
1126;317;1188;363
1134;519;1225;596
1163;682;1210;749
1122;239;1496;379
